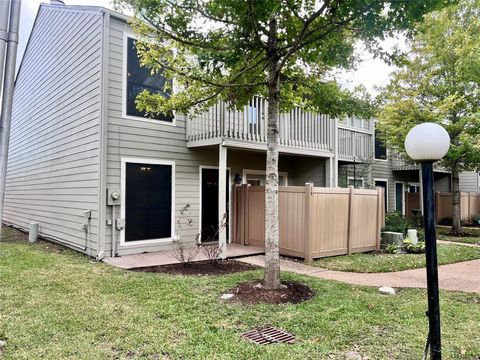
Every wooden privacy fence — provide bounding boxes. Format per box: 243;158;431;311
405;192;480;223
232;184;385;262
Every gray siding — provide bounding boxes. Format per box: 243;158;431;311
459;172;479;193
4;6;104;254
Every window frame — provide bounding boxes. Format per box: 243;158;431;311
122;32;176;126
347;176;364;189
120;157;176;247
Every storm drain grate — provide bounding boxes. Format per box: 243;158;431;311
241;326;295;345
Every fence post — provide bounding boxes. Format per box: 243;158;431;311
375;187;383;251
304;183;314;264
347;186;354;254
243;184;250;245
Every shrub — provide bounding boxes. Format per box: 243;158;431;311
403;238;425;254
383;212;415;236
471;214;480;226
383;243;399;254
171;204;200;266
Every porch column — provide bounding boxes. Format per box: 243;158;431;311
325;157;334;187
218;144;227;259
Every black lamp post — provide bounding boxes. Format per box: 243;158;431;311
405;123;451;360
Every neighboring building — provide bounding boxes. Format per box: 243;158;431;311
4;3;477;259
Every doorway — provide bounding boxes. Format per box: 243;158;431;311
200;167;230;243
374;179;388;212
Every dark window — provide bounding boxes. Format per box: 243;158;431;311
125;162;172;242
374;129;387;160
126;37;173;122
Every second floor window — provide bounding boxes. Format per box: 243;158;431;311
126;37;173;122
374;128;387;160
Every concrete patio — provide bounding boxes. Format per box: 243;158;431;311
103;243;264;269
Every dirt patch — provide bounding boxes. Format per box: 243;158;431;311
1;226;71;254
225;280;314;304
131;260;258;276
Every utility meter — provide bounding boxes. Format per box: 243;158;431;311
107;188;121;205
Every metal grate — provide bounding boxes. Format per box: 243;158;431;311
241;326;295;345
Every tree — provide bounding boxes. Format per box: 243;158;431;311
377;0;480;235
115;0;451;288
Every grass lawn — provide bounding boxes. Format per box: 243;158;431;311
437;226;480;245
312;244;480;273
1;228;480;359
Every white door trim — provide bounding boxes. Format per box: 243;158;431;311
394;181;405;215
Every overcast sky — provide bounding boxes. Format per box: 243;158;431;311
18;0;402;95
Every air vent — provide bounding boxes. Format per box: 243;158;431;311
241;326;295;345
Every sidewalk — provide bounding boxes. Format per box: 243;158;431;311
238;255;480;293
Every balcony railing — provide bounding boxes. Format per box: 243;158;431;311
187;97;335;154
337;125;374;162
392;153;449;173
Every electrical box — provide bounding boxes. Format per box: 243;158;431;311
107;188;121;206
116;218;125;230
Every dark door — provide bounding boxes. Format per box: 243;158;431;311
375;180;388;212
395;182;404;214
125;162;172;242
201;168;229;242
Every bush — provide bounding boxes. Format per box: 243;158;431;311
382;212;415;236
403;238;425;254
383;243;399;254
471;214;480;226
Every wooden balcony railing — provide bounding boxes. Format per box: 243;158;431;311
392;153;449;173
187;97;335;154
337;125;374;162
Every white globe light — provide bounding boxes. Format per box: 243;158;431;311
405;123;450;161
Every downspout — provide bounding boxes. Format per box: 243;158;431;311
0;0;21;238
0;0;10;97
96;10;110;260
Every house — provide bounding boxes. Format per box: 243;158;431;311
3;3;473;260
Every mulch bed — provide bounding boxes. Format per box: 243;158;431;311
225;280;314;305
131;260;258;276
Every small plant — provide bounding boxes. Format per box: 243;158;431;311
382;211;415;236
198;213;227;264
383;243;399;254
171;204;200;266
471;214;480;226
403;238;426;254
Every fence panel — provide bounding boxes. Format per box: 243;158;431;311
233;184;384;261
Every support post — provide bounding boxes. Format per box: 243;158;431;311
218;144;227;259
304;183;314;263
421;161;442;360
325;157;334;187
419;168;424;215
347;185;354;254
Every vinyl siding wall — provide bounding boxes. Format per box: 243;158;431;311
104;18;328;256
459;172;479;193
4;6;104;254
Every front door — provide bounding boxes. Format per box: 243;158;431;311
375;180;388;212
395;182;404;214
201;168;229;242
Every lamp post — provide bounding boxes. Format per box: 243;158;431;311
405;123;450;360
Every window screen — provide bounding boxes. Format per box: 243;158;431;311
125;162;172;242
126;37;173;122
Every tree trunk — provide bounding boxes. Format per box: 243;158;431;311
451;165;463;235
264;65;282;289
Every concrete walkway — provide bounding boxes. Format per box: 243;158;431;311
238;255;480;293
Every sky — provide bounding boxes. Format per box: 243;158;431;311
18;0;401;95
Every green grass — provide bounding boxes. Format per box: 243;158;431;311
1;228;480;359
437;226;480;245
312;244;480;273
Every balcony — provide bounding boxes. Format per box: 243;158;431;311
392;153;449;173
337;124;374;162
186;97;335;157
